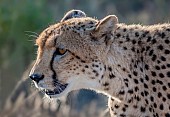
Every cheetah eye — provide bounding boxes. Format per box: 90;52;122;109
55;48;67;55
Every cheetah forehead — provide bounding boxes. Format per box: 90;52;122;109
60;17;98;33
36;17;98;49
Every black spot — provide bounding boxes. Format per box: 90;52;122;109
166;28;170;31
151;71;157;77
156;79;163;85
162;86;167;91
137;40;142;45
123;47;127;50
103;82;109;86
162;97;166;102
133;105;137;108
135;32;139;37
108;67;112;71
131;47;135;52
128;89;134;94
135;86;139;92
136;96;141;101
109;73;115;79
120;114;126;117
160;56;166;61
153;103;157;108
133;71;138;76
150;96;154;102
152;87;157;92
165;39;170;44
145;99;149;104
75;55;81;59
145;75;149;81
144;31;149;35
140;78;144;83
125;82;128;87
85;65;89;68
167;93;170;99
95;72;99;77
164;49;170;54
122;107;126;112
104;65;106;71
160;32;166;38
165;113;170;117
155;65;160;70
145;64;149;70
134;64;137;68
159;104;164;110
158;92;162;98
151;54;157;61
141;92;144;97
128;99;132;103
81;60;86;63
161;65;166;69
116;33;121;38
151;80;156;85
128;74;132;78
157;60;161;64
134;79;139;84
167;71;170;77
122;68;126;71
140;106;146;112
132;40;136;44
157;45;164;50
126;36;130;41
119;41;123;44
159;73;164;78
168;83;170;88
144;90;149;96
144;83;148;88
146;46;150;51
123;28;127;32
82;69;85;72
141;47;145;53
119;90;125;95
149;107;152;112
117;64;121;67
93;64;99;68
167;64;170;68
149;49;154;56
124;78;129;82
151;39;157;44
147;36;151;42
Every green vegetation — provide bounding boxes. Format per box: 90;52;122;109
0;0;53;105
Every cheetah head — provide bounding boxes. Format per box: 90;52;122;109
29;10;118;98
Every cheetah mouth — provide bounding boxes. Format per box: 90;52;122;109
45;83;68;96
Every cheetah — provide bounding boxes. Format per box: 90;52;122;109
29;10;170;117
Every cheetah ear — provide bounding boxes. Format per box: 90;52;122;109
61;10;86;22
95;15;118;35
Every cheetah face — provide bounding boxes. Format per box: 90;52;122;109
29;10;118;98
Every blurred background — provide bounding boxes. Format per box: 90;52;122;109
0;0;170;117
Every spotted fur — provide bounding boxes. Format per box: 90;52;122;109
30;10;170;117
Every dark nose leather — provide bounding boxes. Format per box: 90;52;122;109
29;74;44;83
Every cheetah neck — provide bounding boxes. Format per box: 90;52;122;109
100;45;134;101
98;24;146;103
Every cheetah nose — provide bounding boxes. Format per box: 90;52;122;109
29;73;44;83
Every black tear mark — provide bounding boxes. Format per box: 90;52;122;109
50;49;57;79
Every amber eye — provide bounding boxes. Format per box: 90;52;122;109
56;48;67;55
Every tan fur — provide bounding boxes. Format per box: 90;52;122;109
30;10;170;117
